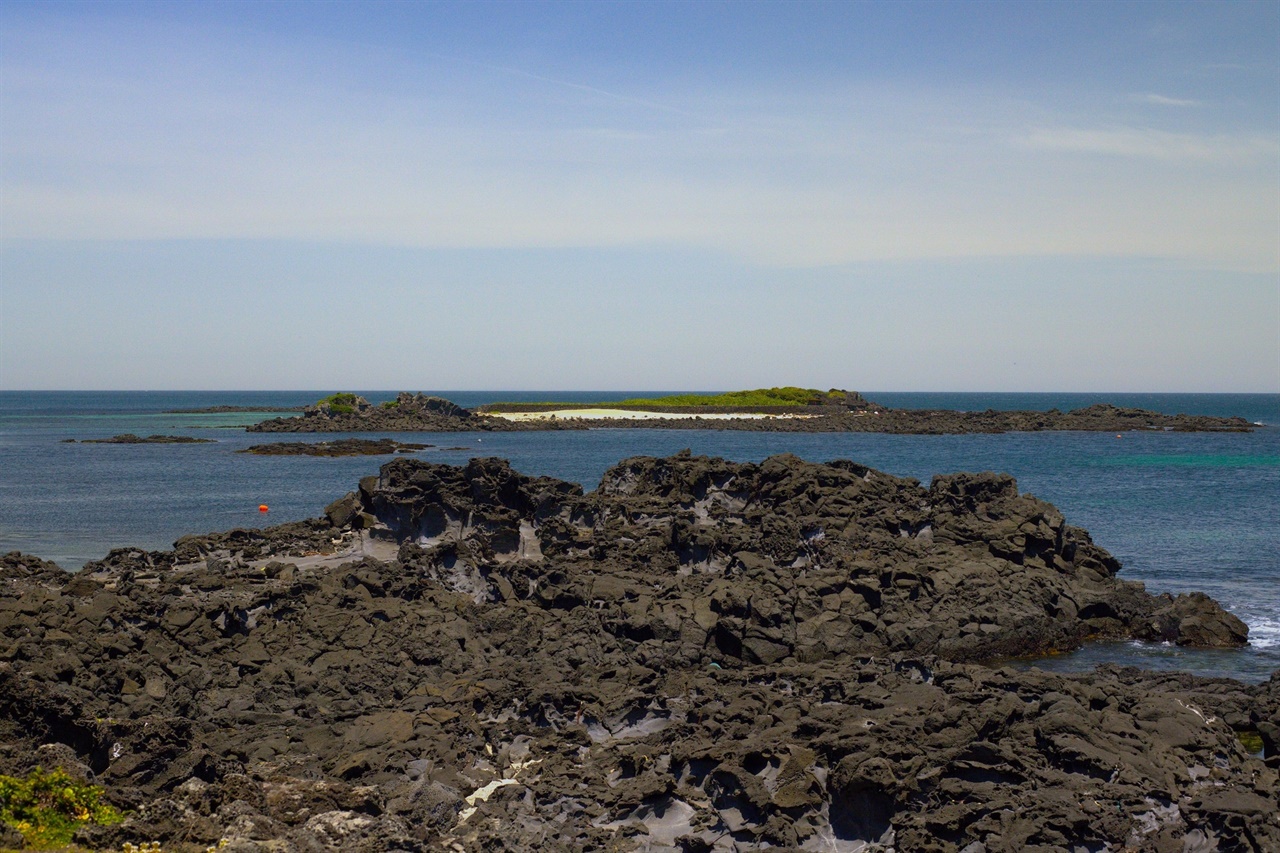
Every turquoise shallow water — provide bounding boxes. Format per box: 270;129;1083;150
1;390;1277;682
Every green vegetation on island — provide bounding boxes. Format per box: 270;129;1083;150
0;767;123;848
613;387;828;407
316;393;360;414
482;387;873;412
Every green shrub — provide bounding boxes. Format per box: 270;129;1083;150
317;393;359;410
0;767;123;848
614;387;824;408
486;387;837;412
380;400;399;409
314;393;360;415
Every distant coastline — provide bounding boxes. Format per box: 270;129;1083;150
245;388;1256;435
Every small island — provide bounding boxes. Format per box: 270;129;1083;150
65;434;216;444
245;388;1255;435
239;438;433;457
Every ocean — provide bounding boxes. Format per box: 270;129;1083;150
2;390;1277;682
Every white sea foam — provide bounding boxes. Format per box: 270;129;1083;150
1247;615;1280;649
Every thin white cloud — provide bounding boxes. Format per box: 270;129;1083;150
1138;93;1203;107
2;13;1277;275
1017;126;1279;164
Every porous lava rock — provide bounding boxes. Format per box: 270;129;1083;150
247;392;582;433
0;455;1273;852
358;453;1247;661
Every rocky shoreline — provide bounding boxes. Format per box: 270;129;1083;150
246;393;1255;435
553;403;1257;434
247;393;582;434
1;453;1275;851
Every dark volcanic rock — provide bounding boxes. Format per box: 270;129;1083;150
0;454;1272;852
72;434;215;444
559;404;1254;434
239;438;433;457
0;550;66;580
247;392;581;433
360;453;1246;659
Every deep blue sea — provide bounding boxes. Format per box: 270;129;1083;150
1;391;1276;682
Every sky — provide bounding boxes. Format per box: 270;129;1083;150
1;0;1277;392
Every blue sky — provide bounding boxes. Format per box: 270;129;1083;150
1;0;1277;391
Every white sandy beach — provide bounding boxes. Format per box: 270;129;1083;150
485;408;819;422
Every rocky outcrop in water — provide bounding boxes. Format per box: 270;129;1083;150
240;439;433;457
0;455;1272;852
66;434;216;444
247;393;582;433
357;453;1248;660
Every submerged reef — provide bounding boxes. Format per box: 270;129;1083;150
66;434;216;444
239;439;434;457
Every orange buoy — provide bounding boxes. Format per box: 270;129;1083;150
258;504;269;512
1115;434;1122;439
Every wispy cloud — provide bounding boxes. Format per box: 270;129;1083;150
1138;93;1203;107
2;11;1277;275
1017;127;1279;164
